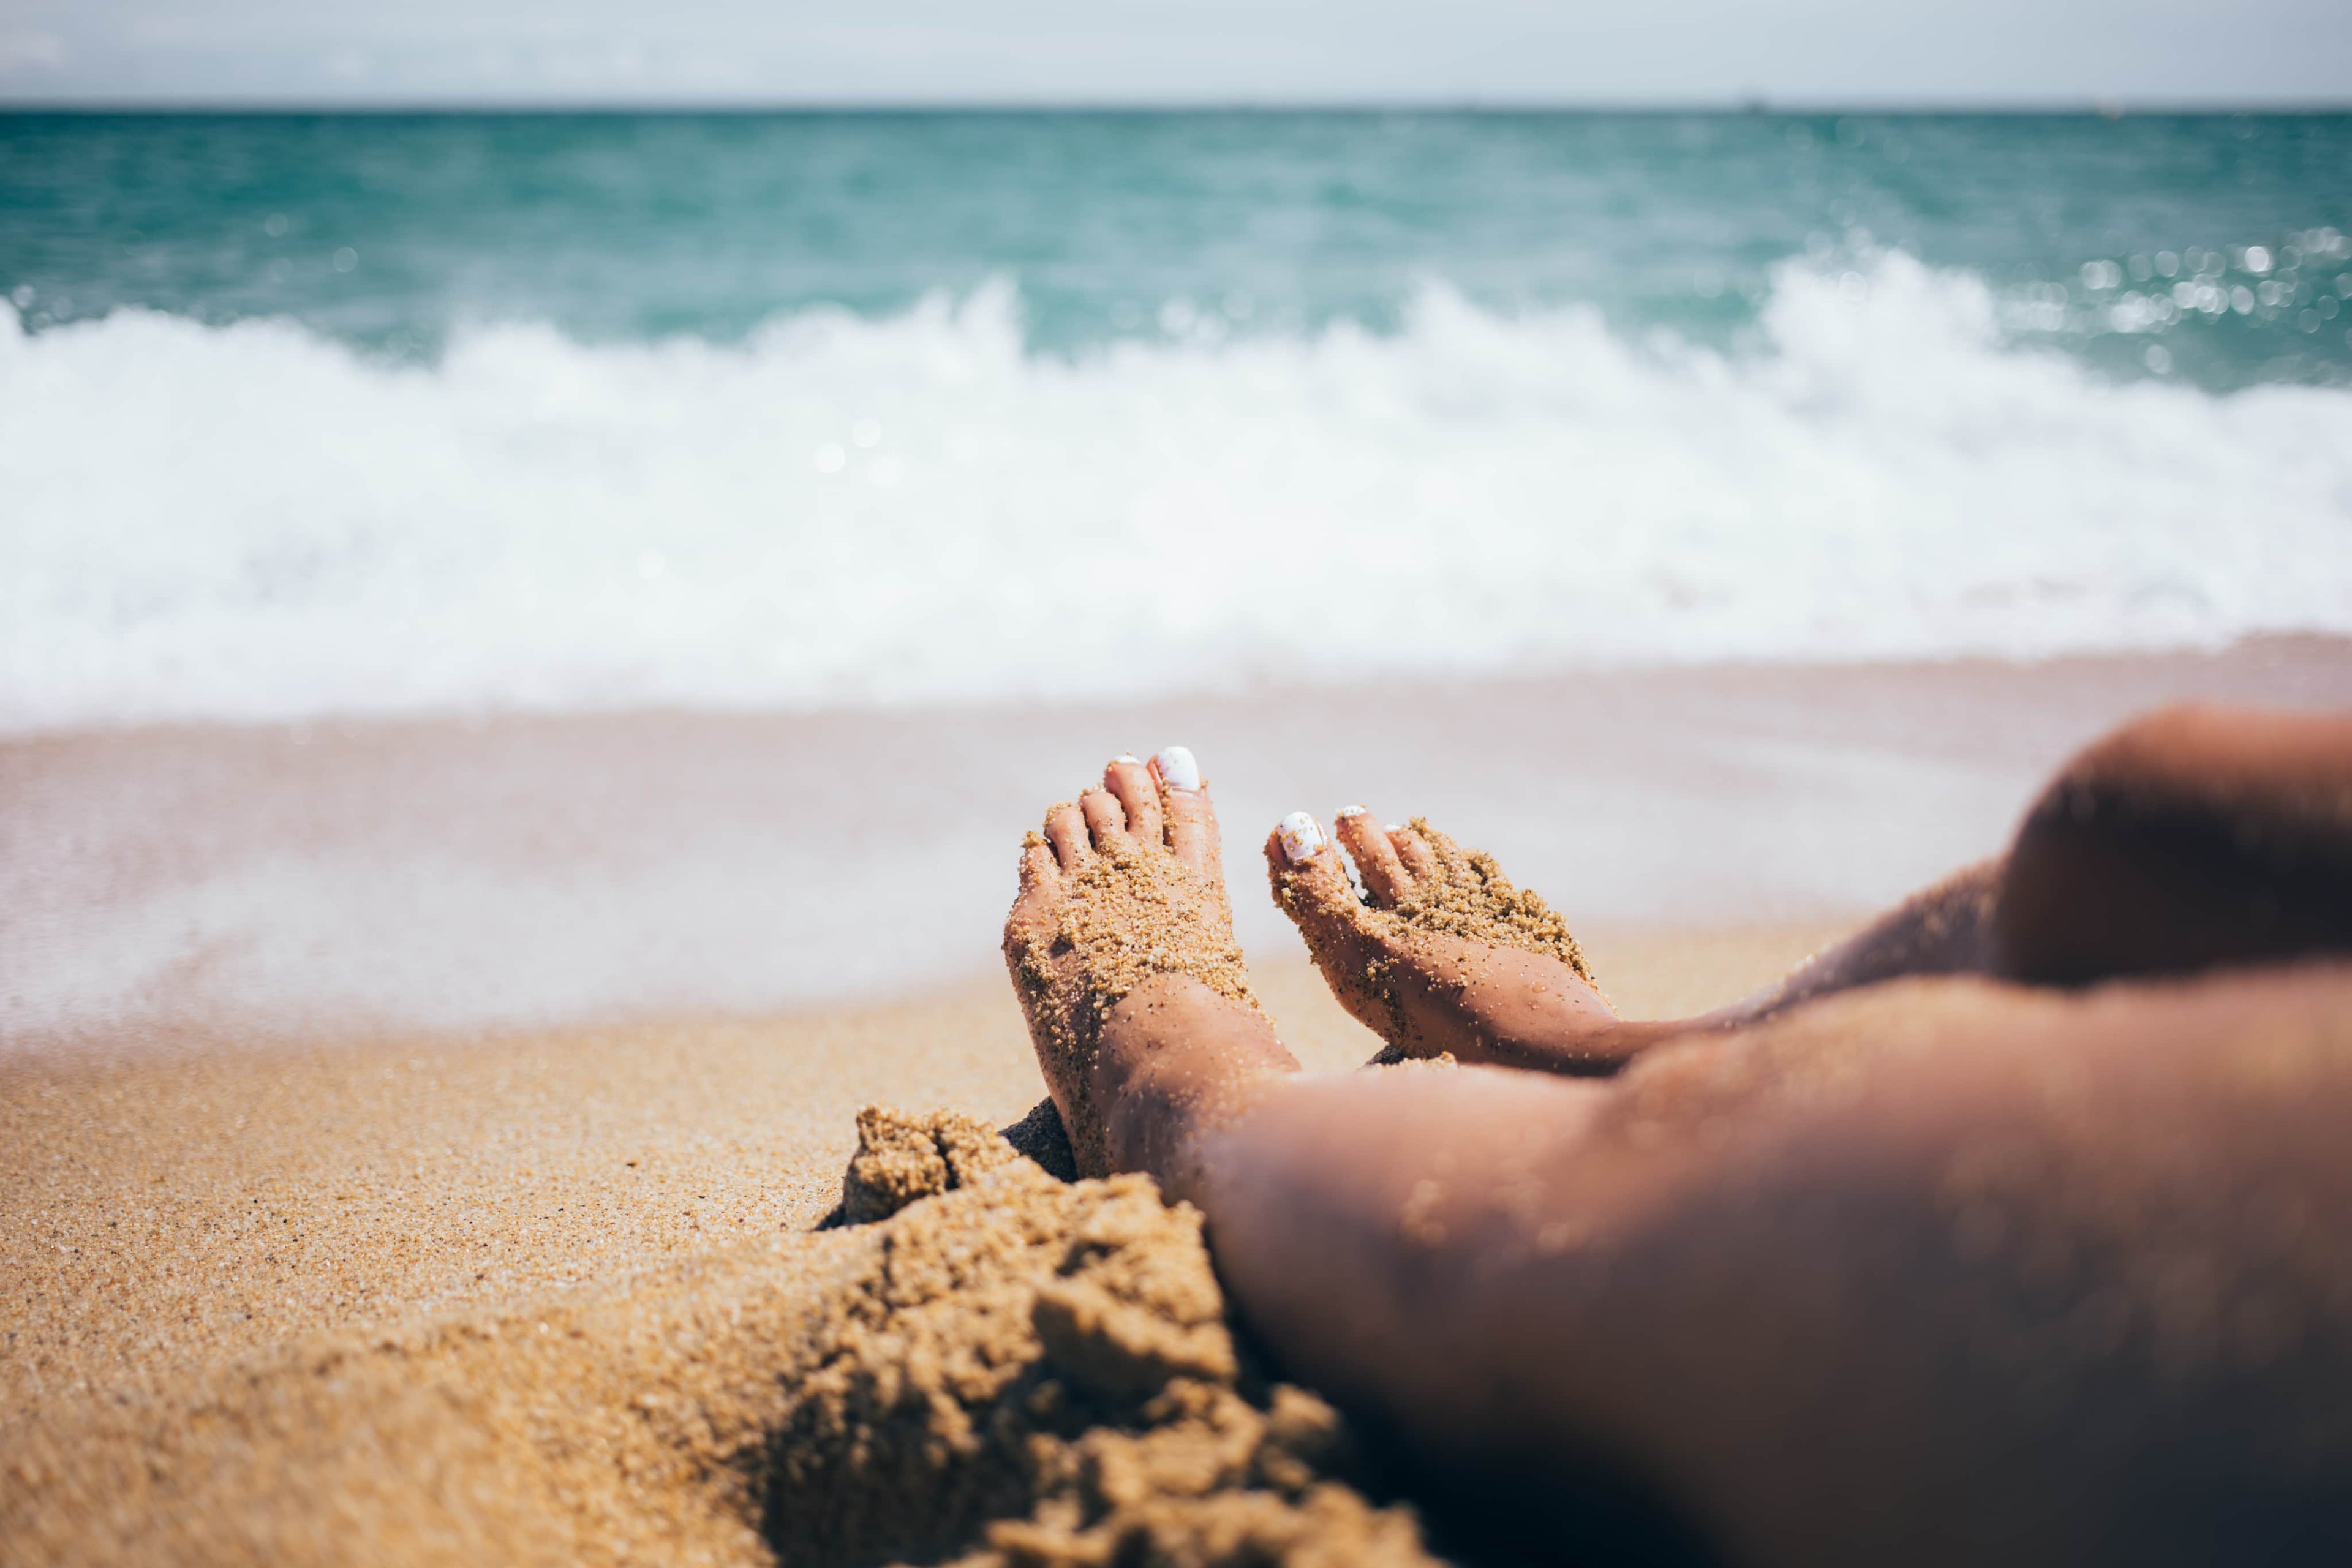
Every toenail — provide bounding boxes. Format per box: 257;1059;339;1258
1278;812;1324;863
1155;746;1202;791
1336;804;1368;820
1114;753;1139;764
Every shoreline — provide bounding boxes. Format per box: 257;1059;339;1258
8;636;2346;1052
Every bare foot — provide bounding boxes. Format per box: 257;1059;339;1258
1003;748;1297;1183
1268;808;1664;1074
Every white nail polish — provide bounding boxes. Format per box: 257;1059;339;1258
1336;804;1368;820
1278;811;1324;863
1154;745;1201;791
1114;752;1139;765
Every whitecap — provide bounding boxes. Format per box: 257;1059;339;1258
3;254;2348;734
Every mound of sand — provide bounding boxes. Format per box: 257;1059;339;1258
797;1106;1436;1567
4;1107;1438;1568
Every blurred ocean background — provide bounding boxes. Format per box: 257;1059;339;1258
4;110;2351;734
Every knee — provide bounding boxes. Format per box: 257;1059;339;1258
1992;704;2352;985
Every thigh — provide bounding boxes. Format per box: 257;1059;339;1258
1197;964;2352;1568
1995;704;2352;984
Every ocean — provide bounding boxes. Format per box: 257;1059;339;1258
4;111;2350;734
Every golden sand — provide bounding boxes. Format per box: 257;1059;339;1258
798;1108;1436;1568
2;931;1842;1565
6;1106;1435;1568
1385;818;1598;985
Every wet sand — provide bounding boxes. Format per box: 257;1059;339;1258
10;636;2346;1048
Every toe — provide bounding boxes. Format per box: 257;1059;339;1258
1264;815;1368;929
1019;835;1059;892
1005;837;1060;954
1412;818;1477;882
1152;745;1221;873
1080;787;1131;851
1104;755;1163;846
1044;801;1092;868
1336;806;1412;906
1392;820;1442;883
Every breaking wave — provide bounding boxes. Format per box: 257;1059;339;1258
5;251;2349;733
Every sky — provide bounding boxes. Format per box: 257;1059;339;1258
1;0;2348;107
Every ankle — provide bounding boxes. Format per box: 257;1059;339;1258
1092;975;1297;1192
1362;938;1638;1074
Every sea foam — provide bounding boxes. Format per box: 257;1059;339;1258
4;251;2348;734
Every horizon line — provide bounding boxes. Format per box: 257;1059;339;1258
6;97;2352;117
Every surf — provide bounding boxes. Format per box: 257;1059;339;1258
4;250;2349;734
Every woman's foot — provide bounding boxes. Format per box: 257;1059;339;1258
1268;809;1665;1074
1003;748;1298;1184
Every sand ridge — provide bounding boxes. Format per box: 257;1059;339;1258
790;1108;1438;1567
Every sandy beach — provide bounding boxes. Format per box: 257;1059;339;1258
7;641;2351;1562
1;933;1838;1422
3;937;1837;1566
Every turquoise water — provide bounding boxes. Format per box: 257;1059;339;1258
5;111;2350;388
4;112;2351;732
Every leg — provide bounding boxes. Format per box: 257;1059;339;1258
1270;804;2008;1075
1005;749;2352;1564
1274;704;2352;1074
1720;855;2004;1019
1190;965;2352;1568
1726;704;2352;1009
1994;703;2352;984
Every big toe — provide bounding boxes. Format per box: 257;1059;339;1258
1264;813;1368;931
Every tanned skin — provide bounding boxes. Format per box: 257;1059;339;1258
1003;706;2352;1568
